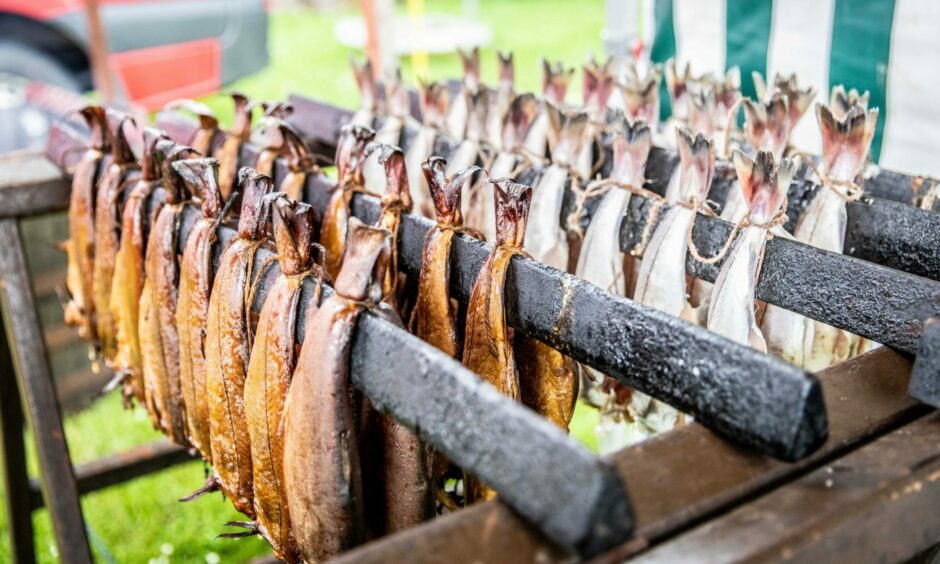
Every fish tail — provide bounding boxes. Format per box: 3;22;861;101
675;127;715;203
610;117;652;185
180;473;221;502
817;102;878;182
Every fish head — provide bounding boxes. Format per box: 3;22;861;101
336;124;376;189
351;56;378;112
546;103;590;168
377;144;413;212
229;92;256;140
583;55;615;121
79;105;109;152
272;195;317;276
458;46;481;90
742;92;790;159
665;59;692;121
105;109;138;165
732;149;797;225
502;93;540;152
829;85;870;121
817;103;878;182
619;63;662;128
235;168;275;240
336;217;392;302
172;157;222;219
141;127;169;181
491;177;532;248
163;99;219;130
676;127;715;203
610;115;652;186
418;80;449;130
541;58;574;107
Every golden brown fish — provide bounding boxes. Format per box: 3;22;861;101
320;125;374;279
461;179;530;503
244;196;322;563
368;144;412;313
205;169;275;517
64;105;109;343
254;102;294;176
138;140;198;441
413;157;480;358
162;99;219;157
218;92;255;202
283;218;391;562
110;128;168;404
174;157;226;461
93;110;139;363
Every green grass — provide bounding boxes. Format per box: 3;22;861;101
2;2;607;561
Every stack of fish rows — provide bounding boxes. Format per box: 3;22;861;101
347;50;878;451
61;86;579;561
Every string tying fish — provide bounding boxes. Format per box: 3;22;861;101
686;196;789;265
794;151;864;202
564;177;663;239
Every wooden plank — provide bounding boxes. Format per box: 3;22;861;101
0;312;36;563
0;219;92;563
334;348;925;563
28;440;195;510
0;152;70;219
632;411;940;564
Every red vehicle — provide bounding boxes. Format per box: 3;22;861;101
0;0;269;150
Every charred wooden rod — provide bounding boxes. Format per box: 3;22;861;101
910;318;940;408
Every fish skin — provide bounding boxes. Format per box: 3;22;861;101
275;122;318;201
94;110;139;364
774;102;878;370
524;59;574;159
407;81;449;218
350;57;379;128
517;335;578;430
284;219;391;562
526;103;590;269
205;170;275;517
363;69;408;194
111;128;167;403
162;99;219;156
65;106;109;343
462;179;530;502
218;93;255;202
629;128;714;439
138;141;197;440
174;158;224;461
321;125;375;279
360;150;435;536
244;197;319;563
444;47;480;139
707;149;798;352
413;158;480;358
